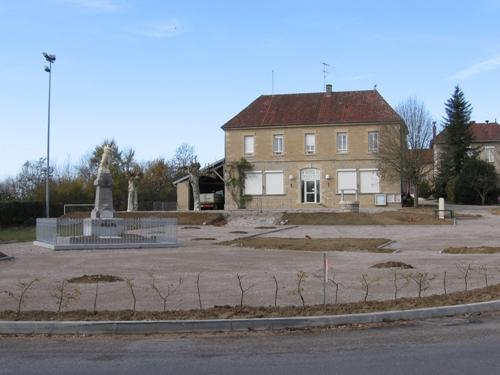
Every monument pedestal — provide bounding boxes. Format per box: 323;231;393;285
83;218;125;237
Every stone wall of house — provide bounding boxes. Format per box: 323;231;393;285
224;123;403;209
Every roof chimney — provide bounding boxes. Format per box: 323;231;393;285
432;121;436;142
325;84;332;96
485;120;489;125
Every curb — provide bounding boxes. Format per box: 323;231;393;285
1;299;500;335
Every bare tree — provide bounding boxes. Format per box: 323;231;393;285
150;275;183;312
6;278;40;315
93;281;99;314
360;274;370;302
378;96;433;207
456;264;472;292
393;271;410;300
272;275;279;307
236;274;255;308
125;278;137;313
51;280;80;313
196;274;203;310
408;272;435;298
443;271;447;295
328;270;344;304
479;265;489;288
296;271;307;307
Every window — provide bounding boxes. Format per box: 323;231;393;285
368;132;379;153
273;135;284;155
337;169;357;194
244;136;254;155
387;194;402;203
305;134;316;154
359;169;380;193
244;172;262;195
337;132;348;153
300;168;320;203
485;146;495;163
265;171;284;195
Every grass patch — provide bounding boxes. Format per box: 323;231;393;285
371;261;414;269
67;274;124;284
0;226;35;242
3;284;500;321
192;237;216;241
443;246;500;254
281;210;452;225
219;237;393;253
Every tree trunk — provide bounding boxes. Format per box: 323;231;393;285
189;174;200;211
413;183;419;208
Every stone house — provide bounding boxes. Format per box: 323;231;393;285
433;121;500;174
222;85;405;209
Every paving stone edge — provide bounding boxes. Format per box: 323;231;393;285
1;299;500;335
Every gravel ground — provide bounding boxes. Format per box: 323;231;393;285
1;207;499;312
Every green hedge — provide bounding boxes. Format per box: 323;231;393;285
0;201;63;227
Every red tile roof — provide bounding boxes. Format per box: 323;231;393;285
434;123;500;144
222;90;403;129
408;149;434;164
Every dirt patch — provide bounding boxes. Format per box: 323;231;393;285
255;226;277;230
491;208;500;216
63;211;226;226
3;284;500;321
371;261;414;269
219;237;393;253
230;231;248;234
192;238;217;241
281;211;452;225
443;247;500;254
182;226;201;230
67;274;124;284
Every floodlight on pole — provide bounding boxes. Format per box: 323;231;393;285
43;52;56;218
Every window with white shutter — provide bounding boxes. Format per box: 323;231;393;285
337;170;357;194
273;135;284;154
305;134;316;154
244;172;262;195
359;170;380;193
244;136;254;155
264;171;284;195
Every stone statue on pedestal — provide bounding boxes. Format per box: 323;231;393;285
127;177;138;212
91;146;116;219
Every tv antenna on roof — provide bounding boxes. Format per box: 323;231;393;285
322;62;330;88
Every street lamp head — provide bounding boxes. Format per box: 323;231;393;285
44;65;51;73
43;52;56;63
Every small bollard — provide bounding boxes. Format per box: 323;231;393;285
438;198;445;220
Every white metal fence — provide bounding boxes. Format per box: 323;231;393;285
35;217;177;250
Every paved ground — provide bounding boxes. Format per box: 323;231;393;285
2;313;500;374
1;207;499;311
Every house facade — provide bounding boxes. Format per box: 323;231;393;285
433;121;500;174
222;86;405;209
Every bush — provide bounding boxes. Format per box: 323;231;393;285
0;201;63;227
453;159;498;205
418;180;433;199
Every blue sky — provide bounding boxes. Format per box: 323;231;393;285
1;0;499;179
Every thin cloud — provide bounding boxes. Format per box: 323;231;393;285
451;55;500;80
142;21;181;38
344;74;370;81
55;0;119;11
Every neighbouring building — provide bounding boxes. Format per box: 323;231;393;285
433;121;500;175
222;85;406;209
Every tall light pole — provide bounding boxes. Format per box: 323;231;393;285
43;52;56;218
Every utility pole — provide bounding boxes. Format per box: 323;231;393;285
43;52;56;218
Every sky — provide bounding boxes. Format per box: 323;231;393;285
1;0;499;179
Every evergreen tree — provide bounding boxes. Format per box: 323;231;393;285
435;86;475;196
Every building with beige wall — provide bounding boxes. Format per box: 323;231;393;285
433;121;500;175
222;86;405;209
